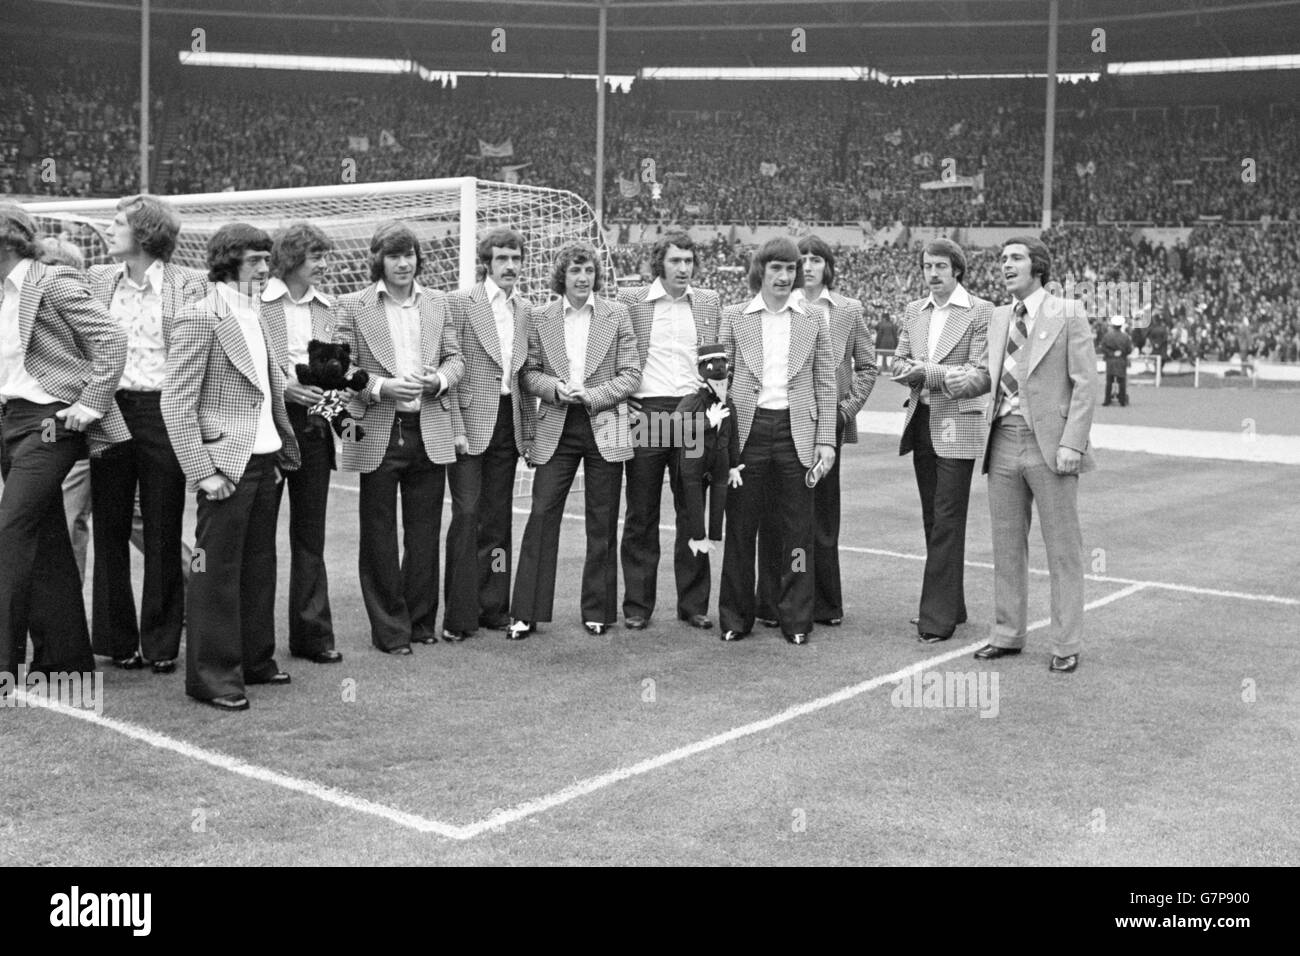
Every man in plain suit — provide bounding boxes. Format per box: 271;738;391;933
445;227;534;639
617;230;721;632
946;235;1096;674
161;223;301;711
756;235;876;628
87;194;200;675
892;238;992;645
334;221;463;655
262;221;343;664
718;237;838;646
0;203;128;681
510;242;639;638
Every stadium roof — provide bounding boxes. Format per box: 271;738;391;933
10;0;1300;77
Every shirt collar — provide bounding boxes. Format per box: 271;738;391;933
216;281;260;315
743;292;805;316
484;276;516;305
378;279;423;306
1016;286;1048;319
926;283;972;311
646;277;693;303
3;258;33;293
261;276;333;308
563;293;594;315
120;258;165;295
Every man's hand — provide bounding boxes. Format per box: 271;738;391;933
285;380;326;407
414;367;445;395
814;443;836;473
893;360;925;386
727;464;745;488
556;381;585;404
1056;445;1082;475
381;378;423;403
454;435;469;455
54;402;98;432
198;473;236;500
627;397;643;414
942;367;972;397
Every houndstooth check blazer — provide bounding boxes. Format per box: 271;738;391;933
803;290;879;444
161;286;300;488
446;281;534;457
333;282;464;471
894;289;993;462
87;261;204;354
719;297;838;469
616;284;721;378
10;260;130;457
521;295;640;466
260;291;335;378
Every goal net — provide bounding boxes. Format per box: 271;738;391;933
22;177;614;303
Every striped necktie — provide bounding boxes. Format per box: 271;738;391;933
1000;301;1029;404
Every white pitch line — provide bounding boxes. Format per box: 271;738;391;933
454;581;1150;838
17;694;470;840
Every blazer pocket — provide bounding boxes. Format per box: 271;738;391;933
199;423;223;442
958;396;987;415
459;389;473;408
808;407;818;421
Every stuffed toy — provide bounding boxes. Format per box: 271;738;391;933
672;342;739;556
294;340;371;441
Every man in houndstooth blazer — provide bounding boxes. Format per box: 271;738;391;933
718;238;838;645
261;221;344;664
0;203;128;679
757;236;877;628
617;231;722;632
445;227;535;639
893;238;991;645
86;194;202;675
333;222;464;654
162;223;301;711
509;242;640;637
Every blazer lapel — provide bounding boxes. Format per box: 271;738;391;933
736;309;763;380
17;261;45;352
358;289;399;376
630;297;655;362
470;285;503;368
985;305;1011;420
310;297;333;342
510;297;529;376
538;300;570;381
261;298;289;361
211;294;261;389
1026;297;1065;376
913;305;933;362
689;295;711;344
583;299;617;384
931;304;972;364
161;263;187;346
786;308;816;380
419;293;444;369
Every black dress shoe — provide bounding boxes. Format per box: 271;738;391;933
198;694;249;712
973;644;1022;660
480;616;512;631
293;649;343;664
624;616;649;630
720;629;747;642
441;628;473;643
918;632;952;645
756;617;779;628
1049;654;1079;673
413;634;439;645
815;617;843;626
507;619;531;640
384;645;414;656
584;622;609;636
249;671;291;686
113;652;146;670
150;658;177;674
679;613;713;630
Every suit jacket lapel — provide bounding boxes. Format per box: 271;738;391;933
310;298;333;342
689;295;711;344
17;261;45;351
358;288;399;377
986;305;1011;420
786;308;816;380
737;310;763;380
539;300;570;381
470;284;503;368
630;297;655;364
419;293;443;369
1026;297;1065;376
161;263;187;346
913;305;933;362
261;297;289;361
931;304;972;364
510;296;529;375
211;292;261;389
583;299;616;384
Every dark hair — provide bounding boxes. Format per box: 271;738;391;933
651;230;696;280
368;221;423;283
921;237;966;283
1001;234;1051;287
0;203;41;260
207;222;272;283
797;234;836;290
271;221;332;279
550;241;603;295
747;237;803;294
117;194;181;262
476;227;526;275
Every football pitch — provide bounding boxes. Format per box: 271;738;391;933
3;382;1297;866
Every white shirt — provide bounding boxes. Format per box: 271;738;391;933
563;293;593;387
484;277;517;396
919;283;971;405
262;276;332;371
215;283;281;455
998;285;1047;419
743;292;804;411
113;258;167;392
0;259;65;406
378;279;426;412
635;278;699;399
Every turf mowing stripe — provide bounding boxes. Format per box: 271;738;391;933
13;693;472;840
453;582;1150;839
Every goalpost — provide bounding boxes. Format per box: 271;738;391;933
22;177;614;302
